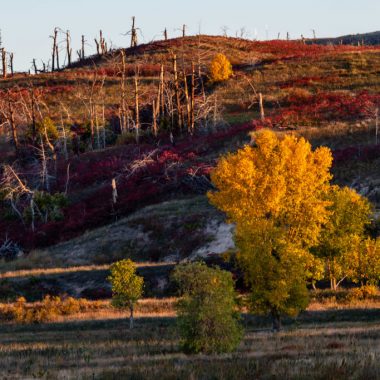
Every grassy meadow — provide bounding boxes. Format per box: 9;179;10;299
0;298;379;379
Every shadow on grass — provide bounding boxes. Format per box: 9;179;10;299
0;316;176;335
244;307;380;330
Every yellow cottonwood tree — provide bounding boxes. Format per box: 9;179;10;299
208;130;333;329
209;53;233;82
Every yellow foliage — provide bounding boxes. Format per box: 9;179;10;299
209;53;233;82
208;130;334;321
208;130;333;248
1;296;103;324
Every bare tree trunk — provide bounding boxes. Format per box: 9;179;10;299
190;62;195;134
1;48;7;78
30;88;37;144
183;70;191;132
51;28;58;72
134;67;140;143
95;39;100;55
66;30;72;66
152;99;157;137
55;45;60;70
164;28;168;40
160;64;165;116
81;35;85;60
172;54;182;131
120;50;127;134
32;59;38;74
90;100;95;149
271;309;281;332
60;113;68;160
9;53;14;77
259;93;265;121
131;17;138;48
7;94;19;153
95;104;101;149
129;303;134;329
182;24;186;38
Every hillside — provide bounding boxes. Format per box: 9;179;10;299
1;22;380;380
1;35;380;260
314;31;380;46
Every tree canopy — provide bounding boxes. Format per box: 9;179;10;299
208;130;334;329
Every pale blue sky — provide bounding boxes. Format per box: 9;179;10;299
1;0;379;71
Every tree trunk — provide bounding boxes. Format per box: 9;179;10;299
32;59;38;74
129;304;134;329
172;55;182;131
9;53;14;77
1;48;7;78
66;30;72;66
7;95;19;153
159;64;165;116
134;67;140;143
271;310;281;332
190;62;195;134
55;45;60;70
183;70;191;132
131;17;138;48
81;35;85;60
259;93;265;121
120;50;127;134
52;28;58;72
152;99;157;136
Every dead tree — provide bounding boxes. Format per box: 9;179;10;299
164;28;168;40
134;66;140;143
7;92;19;153
55;44;60;70
51;27;58;71
1;48;7;78
32;59;38;74
190;62;195;133
152;99;157;137
81;35;85;59
182;24;186;38
66;30;72;66
183;69;191;132
172;54;182;130
131;17;138;48
259;93;265;121
9;53;14;76
119;50;128;133
95;30;107;56
159;64;165;116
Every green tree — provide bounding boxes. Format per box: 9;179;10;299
27;117;59;142
347;237;380;286
208;130;333;330
108;259;144;329
172;262;243;354
313;185;372;290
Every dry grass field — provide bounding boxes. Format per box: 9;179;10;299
0;297;379;379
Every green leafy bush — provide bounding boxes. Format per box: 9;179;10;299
172;262;243;354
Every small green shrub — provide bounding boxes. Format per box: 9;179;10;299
172;262;243;354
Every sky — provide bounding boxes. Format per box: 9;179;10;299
1;0;379;71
